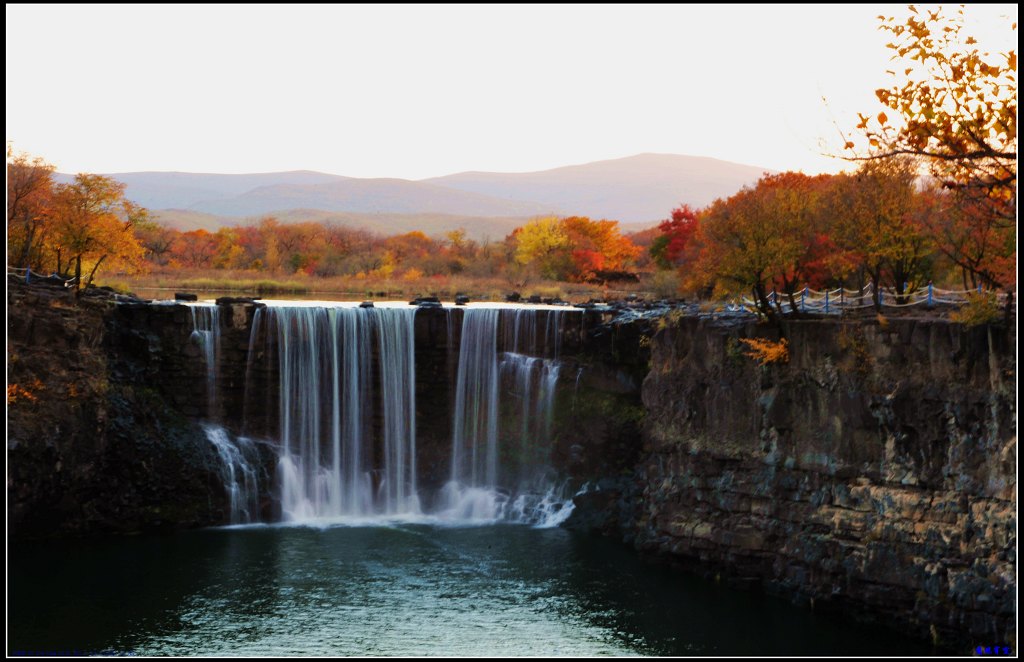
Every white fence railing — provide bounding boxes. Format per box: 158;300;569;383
8;266;79;287
739;283;1011;315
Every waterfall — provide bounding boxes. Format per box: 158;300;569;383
234;302;579;526
189;304;220;419
251;304;418;521
203;424;261;524
375;308;419;515
441;306;573;524
449;308;500;490
190;304;265;524
501;353;560;478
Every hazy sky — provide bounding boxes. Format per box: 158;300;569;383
5;4;1017;178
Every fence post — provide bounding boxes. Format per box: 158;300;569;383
825;290;830;314
927;282;933;307
25;267;31;284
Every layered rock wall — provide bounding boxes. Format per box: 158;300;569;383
624;316;1016;648
7;282;230;537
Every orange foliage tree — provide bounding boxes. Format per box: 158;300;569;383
828;158;934;308
689;172;834;317
47;174;147;288
846;5;1016;291
512;215;639;282
925;191;1016;291
7;149;56;271
171;229;221;268
561;216;641;282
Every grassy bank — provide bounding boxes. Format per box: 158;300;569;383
100;268;656;302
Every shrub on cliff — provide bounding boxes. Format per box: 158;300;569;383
738;337;789;366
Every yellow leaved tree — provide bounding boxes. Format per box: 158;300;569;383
48;174;148;289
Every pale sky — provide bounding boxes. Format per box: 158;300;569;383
5;4;1018;179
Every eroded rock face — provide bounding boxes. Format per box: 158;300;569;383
626;316;1015;649
6;281;230;537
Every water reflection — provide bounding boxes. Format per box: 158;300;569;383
10;525;941;656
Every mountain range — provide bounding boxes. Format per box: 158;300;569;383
55;153;772;239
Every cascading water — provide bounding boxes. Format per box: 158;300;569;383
189;304;220;419
501;353;560;477
189;303;263;524
235;301;579;526
440;306;575;524
442;308;501;519
449;308;500;489
203;424;262;524
251;304;419;521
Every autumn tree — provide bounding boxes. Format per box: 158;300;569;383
47;174;147;288
511;216;640;282
135;221;179;267
690;190;778;316
650;205;700;270
512;216;571;280
172;229;221;268
211;228;251;270
443;228;479;274
7;149;56;270
623;226;661;270
689;172;835;317
846;5;1016;291
561;216;641;282
828;158;935;308
921;185;1016;290
384;231;434;263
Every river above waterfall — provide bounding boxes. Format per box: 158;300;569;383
9;524;939;656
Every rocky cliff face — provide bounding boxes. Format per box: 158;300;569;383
6;280;230;537
614;315;1016;649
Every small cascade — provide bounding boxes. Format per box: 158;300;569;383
203;424;261;524
507;478;577;529
501;353;560;479
442;306;575;525
250;304;418;521
189;304;221;419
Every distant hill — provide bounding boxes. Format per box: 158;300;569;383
424;153;772;223
188;178;559;217
53;170;347;211
57;153;771;233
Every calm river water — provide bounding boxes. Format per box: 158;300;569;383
9;523;940;656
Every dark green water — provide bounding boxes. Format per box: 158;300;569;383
10;524;940;656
